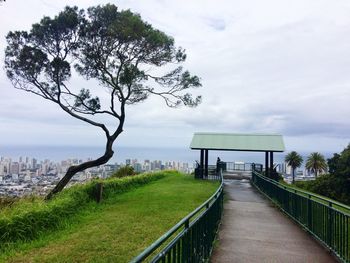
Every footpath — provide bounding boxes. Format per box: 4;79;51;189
211;179;337;263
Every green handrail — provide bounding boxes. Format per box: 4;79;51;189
252;171;350;263
131;172;224;262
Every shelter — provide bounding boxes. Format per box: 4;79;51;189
190;132;285;177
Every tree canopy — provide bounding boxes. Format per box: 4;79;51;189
328;144;350;179
285;151;303;183
305;152;327;178
5;4;202;199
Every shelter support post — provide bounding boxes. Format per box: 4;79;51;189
204;149;209;178
270;152;274;175
200;150;204;178
265;151;269;176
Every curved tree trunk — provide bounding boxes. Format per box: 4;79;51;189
45;136;117;200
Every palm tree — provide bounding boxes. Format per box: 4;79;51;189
305;152;327;178
285;151;303;184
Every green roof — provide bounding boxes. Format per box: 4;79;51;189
190;133;285;152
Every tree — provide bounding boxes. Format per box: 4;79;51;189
5;4;201;200
285;151;303;184
305;152;327;178
327;153;340;174
328;144;350;180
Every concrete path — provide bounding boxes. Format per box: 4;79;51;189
211;179;337;263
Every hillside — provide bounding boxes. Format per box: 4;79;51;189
0;172;219;263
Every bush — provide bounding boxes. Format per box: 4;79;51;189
295;174;350;205
263;170;283;182
0;197;18;210
111;165;136;178
0;172;166;250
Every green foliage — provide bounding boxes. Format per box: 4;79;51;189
328;144;350;179
305;152;327;177
111;165;135;178
295;144;350;206
285;151;303;169
0;172;165;250
295;174;350;205
5;3;202;113
262;170;283;181
284;151;303;183
328;153;340;174
0;197;18;210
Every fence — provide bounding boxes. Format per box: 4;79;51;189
131;171;223;262
251;170;350;263
225;162;252;171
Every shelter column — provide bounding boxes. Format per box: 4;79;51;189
204;149;209;178
270;151;274;175
265;151;269;175
200;150;204;178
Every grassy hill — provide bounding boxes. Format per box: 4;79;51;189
0;171;219;263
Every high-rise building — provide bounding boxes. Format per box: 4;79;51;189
31;158;37;169
10;162;20;175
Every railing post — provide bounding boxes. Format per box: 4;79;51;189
328;202;333;248
185;219;189;229
307;194;312;230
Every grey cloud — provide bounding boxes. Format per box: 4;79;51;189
204;17;226;31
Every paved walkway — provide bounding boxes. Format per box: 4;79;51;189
211;179;337;263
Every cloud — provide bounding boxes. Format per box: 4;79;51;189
204;17;226;31
0;0;350;153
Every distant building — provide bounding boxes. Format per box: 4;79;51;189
10;162;20;175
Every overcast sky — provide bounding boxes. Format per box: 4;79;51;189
0;0;349;153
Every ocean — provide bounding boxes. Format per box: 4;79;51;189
0;145;335;166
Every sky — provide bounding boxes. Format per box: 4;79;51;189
0;0;350;154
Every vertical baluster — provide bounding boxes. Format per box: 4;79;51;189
172;242;176;263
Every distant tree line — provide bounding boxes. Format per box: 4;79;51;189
287;145;350;205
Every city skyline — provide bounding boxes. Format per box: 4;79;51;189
0;154;193;197
0;0;350;153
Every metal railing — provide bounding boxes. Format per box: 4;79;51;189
251;170;350;263
131;171;223;262
223;162;263;173
226;162;253;171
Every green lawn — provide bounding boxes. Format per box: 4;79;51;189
0;172;219;263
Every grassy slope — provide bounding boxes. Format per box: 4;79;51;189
1;172;219;263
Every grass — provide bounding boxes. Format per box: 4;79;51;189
0;171;219;263
0;172;166;247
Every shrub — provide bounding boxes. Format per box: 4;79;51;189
295;174;350;205
0;197;18;210
111;165;136;178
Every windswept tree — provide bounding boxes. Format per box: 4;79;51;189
305;152;327;178
285;151;303;184
5;4;201;199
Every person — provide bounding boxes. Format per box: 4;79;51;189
216;157;221;172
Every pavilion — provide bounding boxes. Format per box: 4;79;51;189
190;132;285;178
